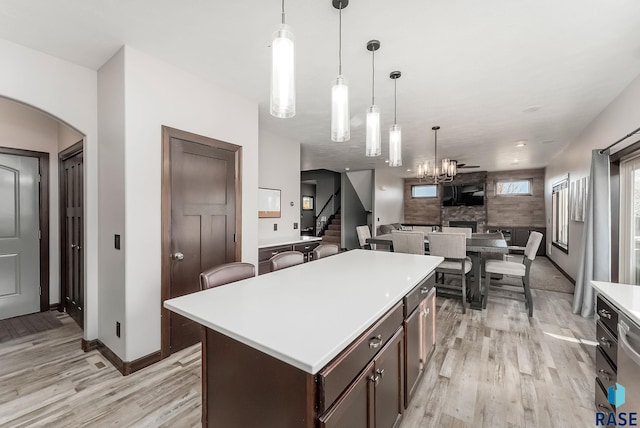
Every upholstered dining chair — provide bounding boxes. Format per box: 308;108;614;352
391;230;425;255
311;243;339;260
483;231;543;317
441;226;472;238
356;225;372;249
427;232;472;313
200;262;255;290
270;251;305;272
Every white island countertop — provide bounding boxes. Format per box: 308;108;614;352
592;281;640;325
164;249;443;374
258;235;322;248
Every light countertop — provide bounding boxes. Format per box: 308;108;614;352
164;250;443;374
592;281;640;325
258;235;322;248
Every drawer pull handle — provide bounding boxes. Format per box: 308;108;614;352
598;337;611;348
598;309;612;319
420;287;429;295
375;368;385;379
369;374;380;385
598;369;611;381
369;335;383;349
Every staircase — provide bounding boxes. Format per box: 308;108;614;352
321;212;341;245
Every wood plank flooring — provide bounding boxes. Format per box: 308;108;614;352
0;311;62;343
0;289;596;427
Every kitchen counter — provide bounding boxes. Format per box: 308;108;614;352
258;235;321;249
592;280;640;325
164;249;443;374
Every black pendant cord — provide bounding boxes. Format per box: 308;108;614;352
281;0;285;24
338;3;343;75
371;49;375;105
393;79;397;125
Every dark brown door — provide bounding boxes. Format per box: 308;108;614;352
61;151;84;328
168;137;238;354
374;328;404;428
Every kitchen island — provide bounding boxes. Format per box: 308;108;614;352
164;249;443;427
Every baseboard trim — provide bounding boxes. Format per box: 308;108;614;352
81;338;99;352
545;256;576;285
81;339;161;376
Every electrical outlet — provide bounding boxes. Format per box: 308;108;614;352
293;222;298;229
273;223;278;231
116;321;121;338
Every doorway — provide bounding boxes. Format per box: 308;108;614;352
0;147;50;320
161;127;242;357
60;142;84;328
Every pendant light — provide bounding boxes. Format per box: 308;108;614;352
270;0;295;118
388;71;402;167
365;40;381;157
331;0;349;142
416;126;457;183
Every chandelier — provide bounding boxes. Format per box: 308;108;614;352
416;126;457;183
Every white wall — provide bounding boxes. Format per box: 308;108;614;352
346;170;373;212
0;40;98;340
58;123;82;152
373;168;404;235
545;72;640;279
122;46;259;361
0;98;60;304
97;48;126;357
258;129;301;242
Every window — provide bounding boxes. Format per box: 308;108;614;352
495;179;532;195
411;184;437;198
552;177;569;253
619;155;640;284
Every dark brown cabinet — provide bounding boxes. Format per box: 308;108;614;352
595;295;618;415
403;274;436;407
258;241;320;275
319;360;374;428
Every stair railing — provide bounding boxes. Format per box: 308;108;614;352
315;188;341;236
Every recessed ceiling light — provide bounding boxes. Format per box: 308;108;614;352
523;105;541;113
511;159;519;164
542;140;555;144
406;169;412;172
385;159;389;163
345;167;350;171
515;141;527;147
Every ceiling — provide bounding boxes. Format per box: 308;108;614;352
1;0;640;176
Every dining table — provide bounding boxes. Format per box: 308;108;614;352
366;232;508;310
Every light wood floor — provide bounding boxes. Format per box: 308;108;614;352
0;288;596;427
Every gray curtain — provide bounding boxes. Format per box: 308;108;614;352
573;149;611;317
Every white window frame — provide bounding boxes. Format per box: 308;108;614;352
495;179;533;196
411;184;438;198
552;176;569;253
619;153;640;284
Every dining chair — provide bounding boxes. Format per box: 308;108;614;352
311;243;339;260
391;230;425;255
270;251;305;272
427;232;472;313
356;225;372;249
483;231;543;317
441;226;472;238
200;262;255;290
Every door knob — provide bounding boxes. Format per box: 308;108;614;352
172;252;184;261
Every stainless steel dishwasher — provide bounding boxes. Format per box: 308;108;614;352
618;313;640;412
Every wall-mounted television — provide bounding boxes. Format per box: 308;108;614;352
442;183;485;206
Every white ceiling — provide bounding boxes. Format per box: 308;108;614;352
1;0;640;176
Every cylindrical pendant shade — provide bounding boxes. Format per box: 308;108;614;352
365;105;381;156
389;124;402;167
331;75;350;142
270;24;295;118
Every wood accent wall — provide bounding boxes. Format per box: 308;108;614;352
403;178;441;224
486;168;545;227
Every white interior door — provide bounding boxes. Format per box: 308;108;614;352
0;154;40;320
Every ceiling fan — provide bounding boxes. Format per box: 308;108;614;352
455;161;480;169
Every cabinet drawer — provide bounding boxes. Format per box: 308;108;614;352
595;378;616;415
403;273;435;318
318;303;404;413
293;242;319;253
597;296;619;338
596;346;616;392
258;245;293;262
597;321;617;368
